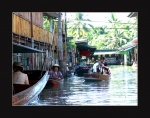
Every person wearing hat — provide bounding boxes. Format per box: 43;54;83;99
49;64;64;80
13;62;29;85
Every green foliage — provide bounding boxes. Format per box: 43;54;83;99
43;16;50;31
67;12;137;50
67;12;93;40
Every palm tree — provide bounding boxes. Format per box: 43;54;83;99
104;13;128;49
121;19;137;42
67;12;92;40
85;25;108;48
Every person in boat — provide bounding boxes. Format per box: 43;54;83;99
48;66;53;75
74;63;80;75
93;57;110;74
49;64;64;80
103;67;111;75
13;62;29;85
92;57;105;73
92;64;100;73
66;64;71;75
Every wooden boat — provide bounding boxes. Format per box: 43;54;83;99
12;71;49;106
13;84;30;94
12;42;49;106
46;77;64;86
83;73;110;81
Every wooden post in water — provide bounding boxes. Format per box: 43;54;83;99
124;54;127;65
63;12;68;74
49;17;53;68
58;12;64;74
30;12;34;70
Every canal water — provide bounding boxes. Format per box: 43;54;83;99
28;65;138;106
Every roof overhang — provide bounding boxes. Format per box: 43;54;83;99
94;50;118;55
128;12;138;18
77;44;96;52
131;38;138;44
13;42;46;53
43;12;61;18
75;39;88;45
67;37;73;40
118;38;138;52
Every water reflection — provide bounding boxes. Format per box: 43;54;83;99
28;65;137;106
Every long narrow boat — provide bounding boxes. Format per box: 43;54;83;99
83;73;110;81
12;42;49;106
12;71;49;106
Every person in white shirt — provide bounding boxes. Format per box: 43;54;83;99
66;64;70;72
92;62;99;73
66;64;71;75
92;57;110;74
13;62;29;85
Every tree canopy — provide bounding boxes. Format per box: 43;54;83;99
67;12;137;50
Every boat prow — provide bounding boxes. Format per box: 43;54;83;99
12;71;49;106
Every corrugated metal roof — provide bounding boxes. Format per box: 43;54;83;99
118;38;138;52
13;42;45;53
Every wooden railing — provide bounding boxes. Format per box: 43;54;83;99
12;13;56;46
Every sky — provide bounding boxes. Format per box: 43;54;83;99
65;12;132;27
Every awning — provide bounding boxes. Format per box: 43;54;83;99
118;38;138;52
119;50;129;55
131;38;138;44
94;51;117;55
119;44;136;51
13;42;45;53
77;44;96;52
75;39;88;45
94;50;118;55
80;50;90;56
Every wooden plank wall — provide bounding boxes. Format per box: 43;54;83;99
12;13;55;45
20;17;31;38
13;12;43;28
12;14;21;35
42;29;46;43
49;32;53;45
32;12;43;28
45;30;49;44
33;25;38;41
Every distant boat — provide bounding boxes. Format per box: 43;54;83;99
83;73;110;81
